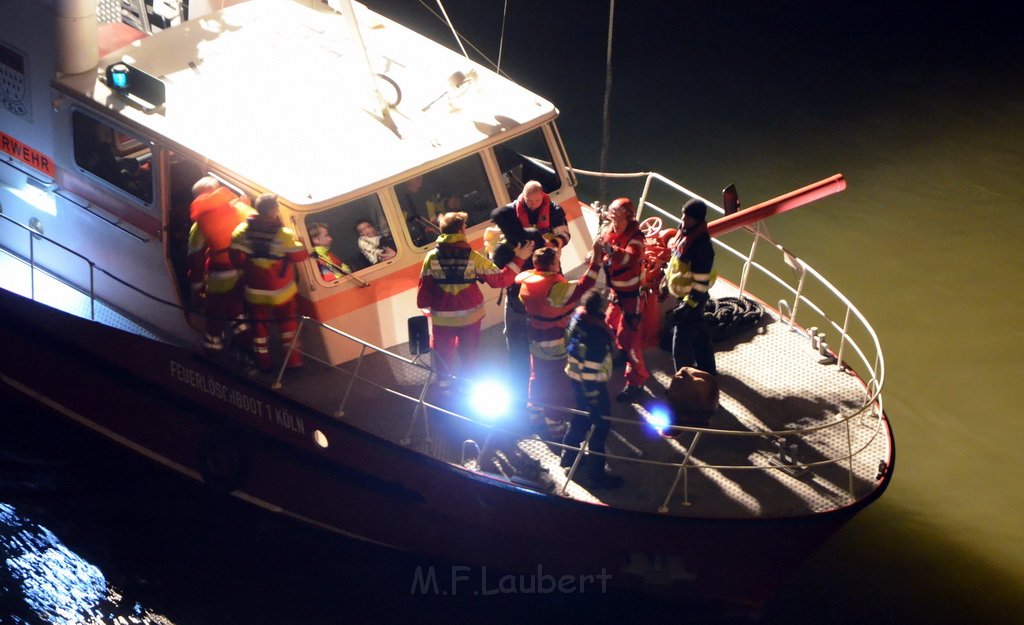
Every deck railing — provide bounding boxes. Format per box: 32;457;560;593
0;169;889;514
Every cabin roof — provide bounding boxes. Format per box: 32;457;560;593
54;0;556;208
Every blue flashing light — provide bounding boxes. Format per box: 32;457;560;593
646;404;672;435
468;379;513;421
110;64;129;90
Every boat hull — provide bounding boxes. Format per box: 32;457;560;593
0;287;889;607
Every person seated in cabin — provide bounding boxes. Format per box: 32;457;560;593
308;222;353;281
398;176;433;246
416;211;534;384
355;219;397;265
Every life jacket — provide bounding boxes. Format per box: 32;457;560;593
313;246;351;281
190;187;251;267
515;195;553;231
518;271;576;330
606;219;646;295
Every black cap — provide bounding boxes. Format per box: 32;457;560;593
682;199;708;221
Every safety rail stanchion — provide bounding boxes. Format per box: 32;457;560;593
273;317;306;389
28;229;35;302
88;263;96;320
402;373;435;446
737;224;763;298
783;251;806;332
845;419;856;500
835;306;851;370
659;431;702;512
561;425;596;496
336;343;369;418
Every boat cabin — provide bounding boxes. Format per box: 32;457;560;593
1;0;592;363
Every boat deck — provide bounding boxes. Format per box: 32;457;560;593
0;248;889;520
270;278;889;520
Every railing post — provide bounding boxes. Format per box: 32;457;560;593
336;343;369;418
659;431;701;512
273;316;306;389
89;262;96;320
737;224;762;298
29;228;35;301
835;306;851;369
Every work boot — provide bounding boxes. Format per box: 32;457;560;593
616;384;644;403
579;457;623;489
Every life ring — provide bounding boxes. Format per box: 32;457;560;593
198;433;247;494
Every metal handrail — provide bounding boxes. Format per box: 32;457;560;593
1;168;888;514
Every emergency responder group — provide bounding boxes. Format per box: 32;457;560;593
421;182;719;489
188;178;307;372
188;177;718;488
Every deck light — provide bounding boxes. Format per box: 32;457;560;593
645;404;672;436
468;379;512;421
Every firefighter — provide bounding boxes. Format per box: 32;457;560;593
562;289;624;488
599;197;650;402
664;199;718;375
516;242;604;437
416;211;534;383
186;176;253;356
490;180;571;394
229;193;308;371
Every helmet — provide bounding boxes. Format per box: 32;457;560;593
608;197;635;220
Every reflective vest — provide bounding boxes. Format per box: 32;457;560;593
417;233;521;327
664;223;716;301
565;308;614;382
230;216;308;306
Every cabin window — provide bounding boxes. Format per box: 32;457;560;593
303;194;396;281
494;127;562;199
395;154;496;248
71;111;153;203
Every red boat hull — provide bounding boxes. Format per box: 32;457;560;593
0;287;890;607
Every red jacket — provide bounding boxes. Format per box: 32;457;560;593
605;219;645;295
417;233;523;326
229;216;308;306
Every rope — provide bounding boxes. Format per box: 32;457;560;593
497;0;509;74
598;0;616;201
704;296;764;342
435;0;469;59
415;0;505;76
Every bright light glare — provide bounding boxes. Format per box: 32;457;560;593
5;180;57;216
645;404;672;435
469;379;512;420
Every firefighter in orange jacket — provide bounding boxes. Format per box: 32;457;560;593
516;242;604;436
229;193;308;371
599;197;650;402
186;176;253;355
417;211;534;382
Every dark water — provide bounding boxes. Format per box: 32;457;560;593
4;1;1024;623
